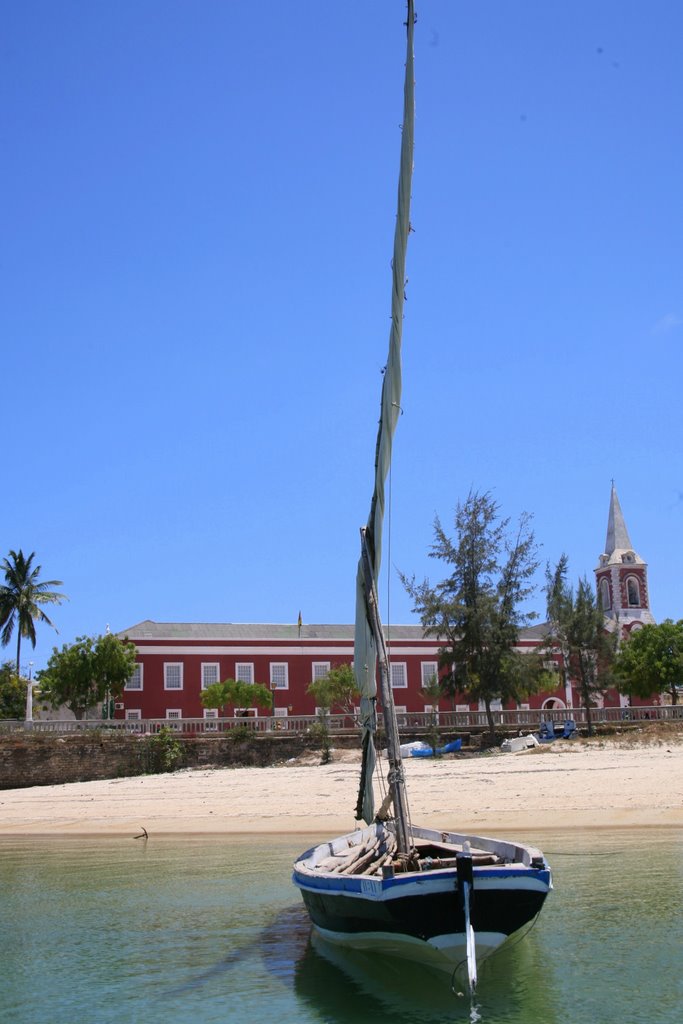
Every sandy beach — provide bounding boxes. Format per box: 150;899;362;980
1;737;682;838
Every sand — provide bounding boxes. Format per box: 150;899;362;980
1;738;682;838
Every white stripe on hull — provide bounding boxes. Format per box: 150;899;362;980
312;923;507;971
294;870;550;900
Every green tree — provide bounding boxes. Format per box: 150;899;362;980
200;678;273;715
306;664;360;763
418;671;442;754
38;633;137;720
0;550;67;674
307;664;359;714
544;557;616;735
400;491;540;741
0;662;26;719
614;619;683;705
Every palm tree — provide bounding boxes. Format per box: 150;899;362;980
0;550;67;674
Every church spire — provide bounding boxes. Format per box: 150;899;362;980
596;482;654;634
605;481;633;556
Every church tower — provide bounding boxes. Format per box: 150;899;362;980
595;483;654;636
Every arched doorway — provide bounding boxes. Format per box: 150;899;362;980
541;697;566;711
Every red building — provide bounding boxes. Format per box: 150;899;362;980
115;620;567;723
116;484;654;723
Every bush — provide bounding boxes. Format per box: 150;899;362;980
145;726;184;773
226;724;255;744
307;720;332;763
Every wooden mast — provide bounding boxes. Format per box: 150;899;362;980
360;528;412;857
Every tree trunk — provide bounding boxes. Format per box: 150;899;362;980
485;699;496;743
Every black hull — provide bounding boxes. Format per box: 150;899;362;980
300;881;548;945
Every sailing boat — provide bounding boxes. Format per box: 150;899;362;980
292;2;551;981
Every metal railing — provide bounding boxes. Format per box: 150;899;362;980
0;705;680;736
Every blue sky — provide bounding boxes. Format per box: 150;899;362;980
3;1;682;673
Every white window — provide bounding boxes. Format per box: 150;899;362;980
235;663;254;685
125;709;142;720
626;576;641;607
201;663;220;689
456;704;470;713
125;664;143;691
164;663;183;690
599;577;611;611
270;663;289;690
203;708;218;731
312;662;330;682
166;709;182;719
234;707;257;718
273;707;288;718
390;662;407;688
421;662;439;688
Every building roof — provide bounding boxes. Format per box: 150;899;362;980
119;619;550;643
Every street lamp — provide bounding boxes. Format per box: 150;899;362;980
25;662;35;728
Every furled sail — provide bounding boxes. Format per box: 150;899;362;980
354;0;415;825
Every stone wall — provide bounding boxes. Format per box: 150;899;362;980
0;731;349;790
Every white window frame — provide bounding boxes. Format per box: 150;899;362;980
164;663;184;691
201;663;220;690
166;709;182;727
270;662;289;690
390;662;408;689
421;662;439;688
203;707;218;731
273;706;288;718
125;709;142;720
235;663;254;685
234;707;257;718
125;664;143;691
312;661;330;682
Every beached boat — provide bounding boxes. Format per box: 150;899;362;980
292;2;552;986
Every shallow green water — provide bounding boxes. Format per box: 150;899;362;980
1;829;681;1023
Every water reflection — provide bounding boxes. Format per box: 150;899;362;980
290;918;555;1024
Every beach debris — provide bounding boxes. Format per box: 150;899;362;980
500;735;539;753
134;826;149;840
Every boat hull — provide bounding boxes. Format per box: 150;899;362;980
293;823;551;972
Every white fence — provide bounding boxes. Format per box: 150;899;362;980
1;705;680;736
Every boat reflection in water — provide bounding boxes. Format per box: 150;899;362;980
293;927;555;1024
